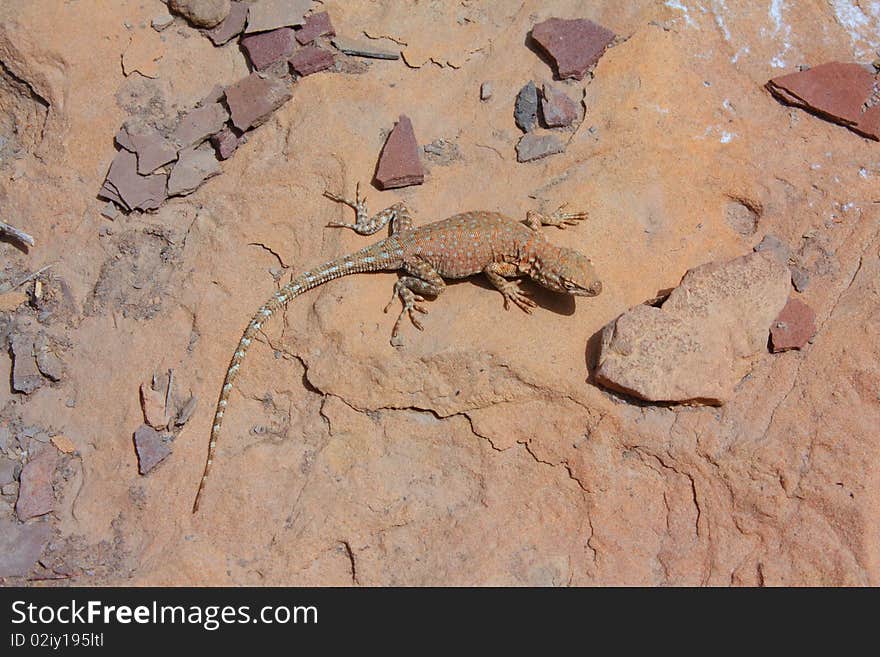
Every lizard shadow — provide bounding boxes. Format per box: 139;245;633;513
460;276;576;315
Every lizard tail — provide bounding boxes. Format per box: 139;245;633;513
192;243;398;512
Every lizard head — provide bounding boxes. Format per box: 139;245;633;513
530;246;603;297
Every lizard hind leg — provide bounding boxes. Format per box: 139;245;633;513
324;182;409;236
384;258;446;343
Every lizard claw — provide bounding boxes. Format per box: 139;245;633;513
549;203;588;228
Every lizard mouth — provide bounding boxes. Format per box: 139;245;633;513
576;280;602;296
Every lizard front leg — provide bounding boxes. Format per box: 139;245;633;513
384;257;446;342
324;182;412;235
525;205;588;231
484;262;536;313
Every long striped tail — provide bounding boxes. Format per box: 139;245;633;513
192;241;398;512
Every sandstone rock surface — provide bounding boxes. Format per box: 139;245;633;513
1;0;878;588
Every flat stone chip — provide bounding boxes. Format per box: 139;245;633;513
515;131;565;162
15;450;57;520
241;27;296;70
0;519;52;578
134;424;172;475
11;333;43;394
541;83;580;127
766;62;880;139
167;144;222;196
331;36;399;60
205;0;248;45
245;0;309;33
289;45;334;76
531;17;615;81
116;124;178;174
172;102;229;148
101;150;168;211
374;114;425;189
225;72;293;131
770;298;816;352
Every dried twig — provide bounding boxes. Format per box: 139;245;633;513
0;263;52;294
165;369;174;420
0;220;35;247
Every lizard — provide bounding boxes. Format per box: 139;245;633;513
192;184;602;512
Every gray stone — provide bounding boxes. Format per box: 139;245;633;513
10;334;42;394
100;201;120;220
0;457;16;486
754;233;791;264
790;265;811;292
331;35;399;59
480;81;493;100
151;14;174;31
515;131;565;162
0;519;52;577
514;80;538;132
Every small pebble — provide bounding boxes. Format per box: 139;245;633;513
152;14;174;31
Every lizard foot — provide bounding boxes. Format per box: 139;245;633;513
385;284;429;339
323;182;370;230
527;205;588;230
499;281;536;313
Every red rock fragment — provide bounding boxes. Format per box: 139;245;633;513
296;11;334;45
100;150;167;212
15;450;57;520
770;298;816;352
766;62;880;139
133;424;172;475
225;72;293;131
541;83;580;127
531;17;615;81
289;45;334;76
211;127;240;159
205;0;248;45
374;115;424;190
241;27;295;70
